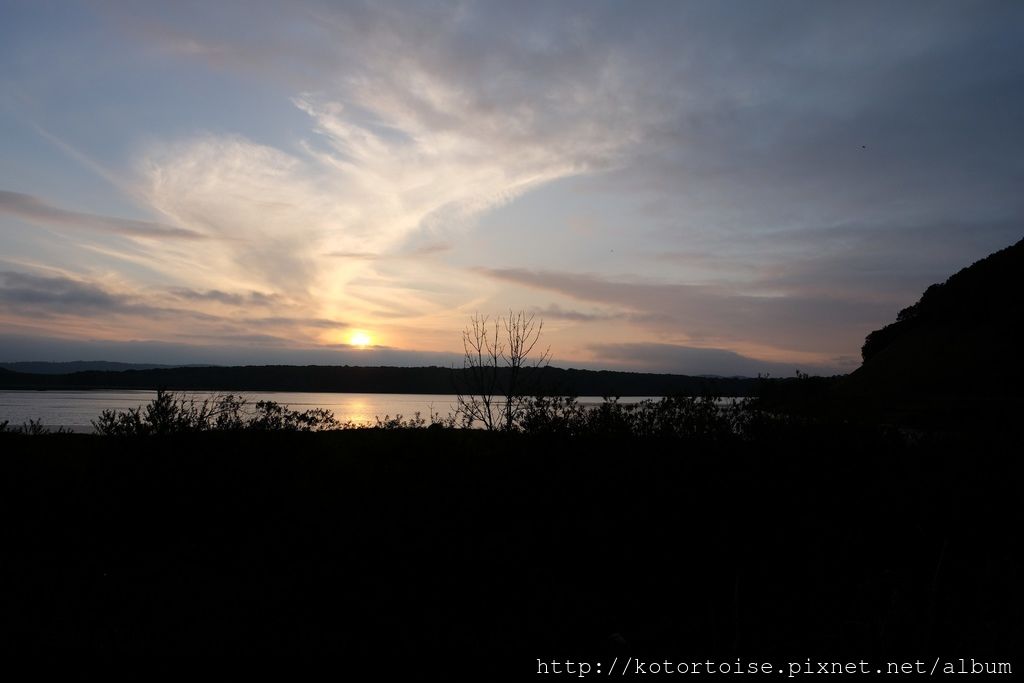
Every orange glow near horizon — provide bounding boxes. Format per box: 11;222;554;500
349;331;373;348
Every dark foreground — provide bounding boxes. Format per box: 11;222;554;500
1;426;1020;671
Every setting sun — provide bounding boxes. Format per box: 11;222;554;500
349;331;372;348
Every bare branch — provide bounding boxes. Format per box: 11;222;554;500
455;309;550;431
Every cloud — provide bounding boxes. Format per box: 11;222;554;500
128;0;666;308
6;1;1024;370
140;66;634;282
246;316;346;330
404;242;452;257
0;271;346;344
481;267;886;357
0;333;464;368
741;219;1024;302
326;251;380;261
587;342;828;377
326;242;453;261
0;270;124;314
141;135;329;295
0;190;205;240
529;303;620;322
168;288;281;307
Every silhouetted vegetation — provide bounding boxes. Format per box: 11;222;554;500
86;389;467;436
90;389;341;435
0;392;1018;665
0;360;194;374
79;388;794;440
455;310;551;430
518;394;783;440
0;417;72;435
861;237;1024;364
840;236;1024;424
1;420;1018;664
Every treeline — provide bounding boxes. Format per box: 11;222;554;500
0;364;769;396
0;361;187;374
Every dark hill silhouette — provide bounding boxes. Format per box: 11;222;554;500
0;363;762;397
844;236;1024;401
0;361;203;374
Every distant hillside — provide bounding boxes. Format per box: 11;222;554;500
0;364;762;397
0;361;205;374
844;236;1024;399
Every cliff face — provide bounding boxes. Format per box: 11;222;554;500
844;237;1024;399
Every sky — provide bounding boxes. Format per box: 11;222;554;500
1;0;1022;376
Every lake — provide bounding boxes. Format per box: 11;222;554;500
0;390;669;432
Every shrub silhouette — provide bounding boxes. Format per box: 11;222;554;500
79;389;781;439
9;418;69;435
515;394;766;440
455;310;550;431
0;418;73;435
518;396;588;436
91;389;340;435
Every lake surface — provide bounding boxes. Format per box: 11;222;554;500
0;390;669;432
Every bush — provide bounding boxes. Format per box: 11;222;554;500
248;400;340;432
0;418;72;436
517;394;769;440
79;390;782;439
518;396;588;436
91;390;340;436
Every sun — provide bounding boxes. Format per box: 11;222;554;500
349;331;372;348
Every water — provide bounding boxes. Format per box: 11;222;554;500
0;390;675;432
0;390;459;432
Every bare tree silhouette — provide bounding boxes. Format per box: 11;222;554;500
455;310;550;430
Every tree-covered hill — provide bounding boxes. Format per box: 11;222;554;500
845;236;1024;399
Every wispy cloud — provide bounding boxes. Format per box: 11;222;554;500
168;288;281;307
0;190;205;240
0;270;125;314
2;1;1022;368
326;251;380;261
129;0;659;317
0;270;346;346
481;267;885;361
529;303;621;322
404;242;452;257
588;342;825;377
0;332;463;368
